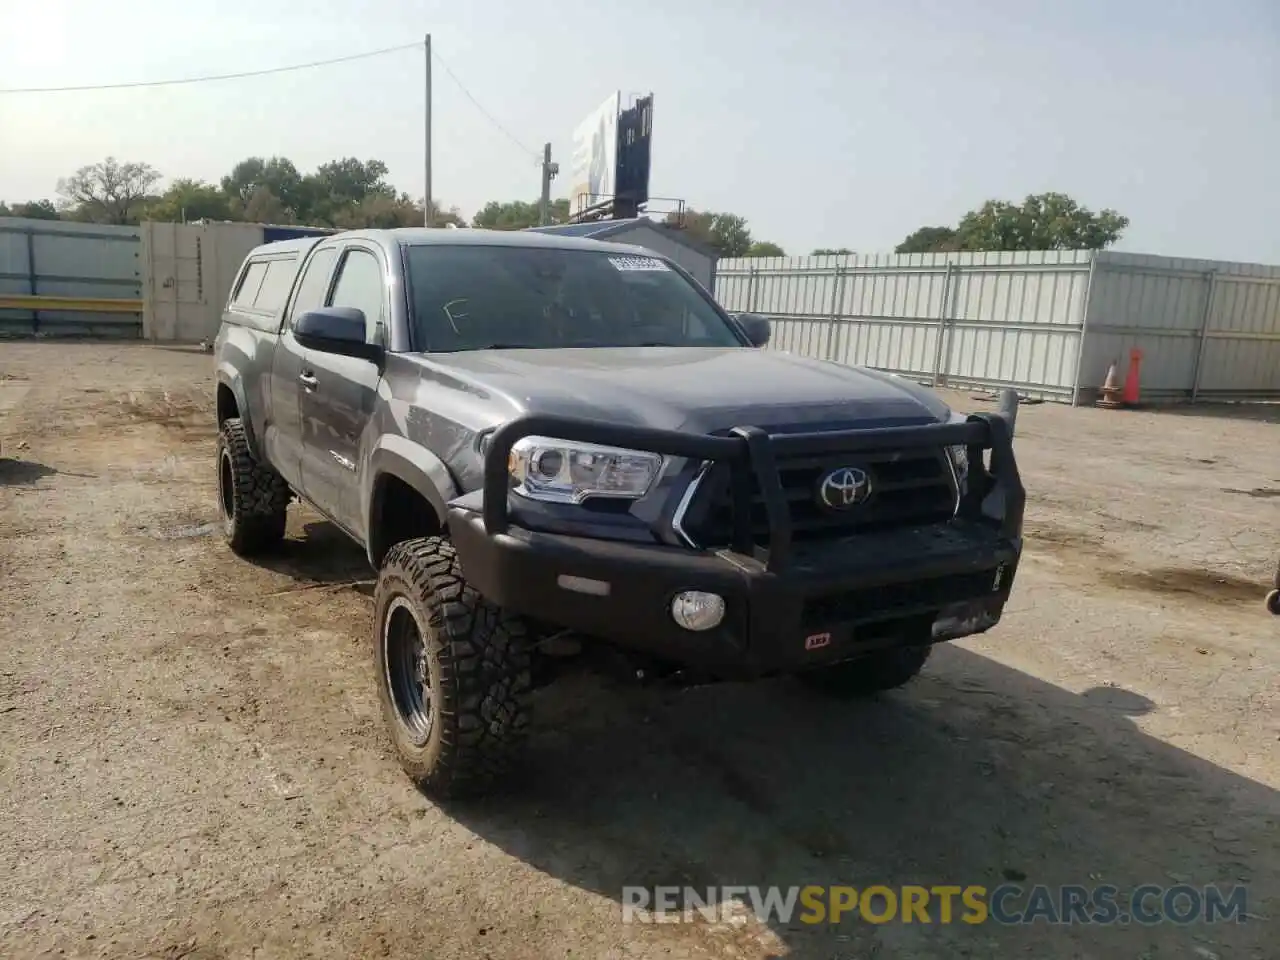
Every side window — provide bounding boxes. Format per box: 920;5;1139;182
286;247;339;329
231;260;268;308
251;258;297;314
328;249;386;343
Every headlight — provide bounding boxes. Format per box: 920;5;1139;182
508;436;664;503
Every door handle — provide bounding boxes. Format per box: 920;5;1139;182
298;372;318;390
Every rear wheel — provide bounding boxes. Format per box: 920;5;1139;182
373;536;533;799
797;644;933;698
216;418;290;556
1266;589;1280;616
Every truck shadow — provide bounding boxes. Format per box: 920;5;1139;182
253;518;374;589
444;645;1276;958
0;457;59;486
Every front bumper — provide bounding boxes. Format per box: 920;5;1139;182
447;411;1025;679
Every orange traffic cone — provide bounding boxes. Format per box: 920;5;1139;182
1121;348;1143;407
1096;361;1123;408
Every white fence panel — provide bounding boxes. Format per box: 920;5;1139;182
1080;253;1280;402
1194;263;1280;400
716;250;1093;400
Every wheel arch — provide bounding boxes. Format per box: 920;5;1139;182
365;438;459;568
215;365;259;459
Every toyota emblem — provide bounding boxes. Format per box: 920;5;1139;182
817;466;872;510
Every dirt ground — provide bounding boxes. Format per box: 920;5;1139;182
1;342;1277;960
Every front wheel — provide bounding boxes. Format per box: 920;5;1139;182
373;536;533;799
796;644;933;698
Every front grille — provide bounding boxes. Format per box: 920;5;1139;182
677;446;958;549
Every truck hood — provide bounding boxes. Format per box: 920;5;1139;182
415;346;952;434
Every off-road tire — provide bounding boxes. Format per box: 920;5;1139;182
216;417;290;556
1266;589;1280;617
373;536;533;799
797;644;933;698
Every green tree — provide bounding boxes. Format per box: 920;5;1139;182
897;193;1129;254
955;192;1128;251
221;157;306;220
56;157;162;224
0;199;60;220
666;209;753;257
332;192;418;229
426;200;468;228
811;247;853;256
745;241;786;257
305;158;396;224
238;186;293;225
144;179;233;223
894;227;958;254
471;198;570;230
313;158;393;202
707;213;752;257
330;194;466;229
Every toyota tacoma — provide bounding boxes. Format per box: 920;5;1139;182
212;228;1025;798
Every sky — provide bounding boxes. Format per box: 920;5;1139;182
1;0;1277;263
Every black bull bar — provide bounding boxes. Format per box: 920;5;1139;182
480;411;1025;570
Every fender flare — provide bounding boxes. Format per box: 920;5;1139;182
215;365;259;459
363;435;459;563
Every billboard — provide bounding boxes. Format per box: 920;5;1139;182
567;91;620;216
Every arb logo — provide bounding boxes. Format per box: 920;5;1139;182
804;632;831;651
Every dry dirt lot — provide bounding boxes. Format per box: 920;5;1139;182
1;342;1277;960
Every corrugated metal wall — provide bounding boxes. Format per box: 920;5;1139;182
8;216;1277;400
0;218;143;337
715;251;1093;401
141;221;265;342
1079;252;1280;402
716;249;1280;404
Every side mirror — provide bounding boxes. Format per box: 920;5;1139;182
295;307;382;363
734;312;771;348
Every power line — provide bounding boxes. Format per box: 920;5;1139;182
0;38;541;166
0;42;421;95
430;49;539;162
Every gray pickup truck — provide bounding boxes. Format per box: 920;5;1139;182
213;228;1025;799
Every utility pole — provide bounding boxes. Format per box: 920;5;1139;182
423;33;433;227
538;143;559;226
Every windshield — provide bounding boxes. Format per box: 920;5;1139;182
403;244;745;352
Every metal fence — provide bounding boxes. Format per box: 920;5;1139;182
715;249;1280;404
1080;252;1280;403
0;218;144;337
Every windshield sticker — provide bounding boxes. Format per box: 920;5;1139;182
608;255;670;272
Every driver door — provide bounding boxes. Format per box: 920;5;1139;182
267;244;339;490
298;243;388;536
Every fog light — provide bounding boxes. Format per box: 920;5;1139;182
670;591;725;632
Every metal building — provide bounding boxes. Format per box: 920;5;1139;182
526;218;719;294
